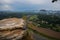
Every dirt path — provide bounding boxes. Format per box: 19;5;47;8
30;30;49;40
28;22;60;39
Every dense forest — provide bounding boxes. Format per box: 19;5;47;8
0;11;60;32
29;14;60;32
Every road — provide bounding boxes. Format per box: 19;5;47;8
30;31;48;40
28;22;60;40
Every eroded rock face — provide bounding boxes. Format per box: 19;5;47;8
0;18;25;30
0;29;27;40
0;18;27;40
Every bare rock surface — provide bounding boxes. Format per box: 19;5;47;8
0;18;27;40
0;18;25;30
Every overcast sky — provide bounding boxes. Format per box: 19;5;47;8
0;0;60;11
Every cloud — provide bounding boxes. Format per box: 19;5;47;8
15;0;51;5
1;5;13;10
0;0;13;11
26;0;46;4
52;1;60;10
0;0;60;11
0;0;13;4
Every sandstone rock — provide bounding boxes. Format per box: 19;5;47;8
0;18;27;40
0;18;26;30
